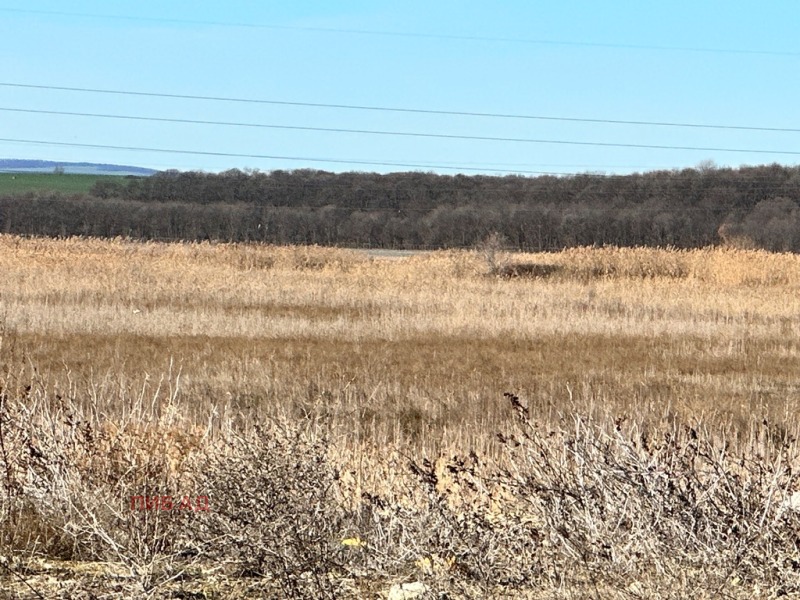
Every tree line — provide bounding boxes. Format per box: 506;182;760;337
1;163;799;251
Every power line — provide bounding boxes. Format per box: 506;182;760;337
3;107;799;157
1;6;798;58
3;82;800;134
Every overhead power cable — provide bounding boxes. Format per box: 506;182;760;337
1;7;798;57
3;108;799;157
3;82;800;134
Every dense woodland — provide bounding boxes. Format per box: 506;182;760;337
2;163;800;251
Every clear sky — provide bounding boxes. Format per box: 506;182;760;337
1;1;799;175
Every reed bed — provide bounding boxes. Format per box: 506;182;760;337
1;235;799;597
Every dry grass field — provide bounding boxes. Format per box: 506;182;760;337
1;235;800;598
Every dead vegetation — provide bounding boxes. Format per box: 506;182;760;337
1;235;800;597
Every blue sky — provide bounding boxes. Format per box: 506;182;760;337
1;1;799;175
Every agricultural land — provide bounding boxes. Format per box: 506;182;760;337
0;172;120;195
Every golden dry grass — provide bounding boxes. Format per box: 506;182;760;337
2;235;800;597
1;236;799;450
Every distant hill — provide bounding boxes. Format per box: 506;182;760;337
0;159;156;176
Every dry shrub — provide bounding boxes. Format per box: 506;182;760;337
398;455;543;596
0;354;358;597
485;393;800;597
472;233;564;279
476;231;508;276
188;423;346;599
0;372;208;595
5;374;800;597
497;262;562;279
340;392;800;598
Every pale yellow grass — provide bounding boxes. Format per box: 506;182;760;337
0;235;799;455
2;238;798;337
3;236;800;598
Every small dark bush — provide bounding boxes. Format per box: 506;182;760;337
497;262;562;279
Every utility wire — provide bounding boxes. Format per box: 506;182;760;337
3;82;800;134
1;7;798;57
3;108;799;156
